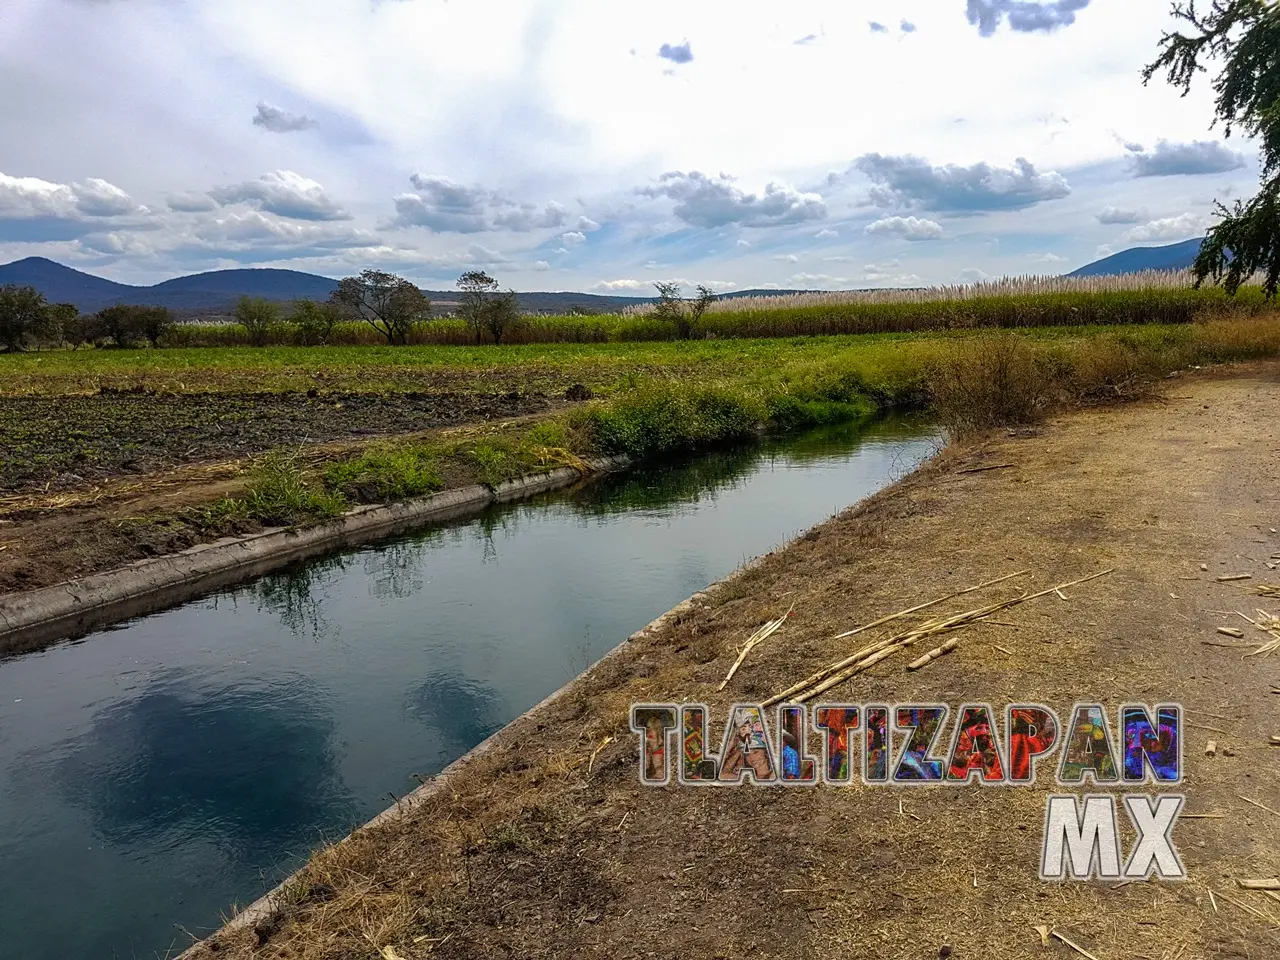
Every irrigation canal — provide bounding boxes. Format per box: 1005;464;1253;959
0;415;938;960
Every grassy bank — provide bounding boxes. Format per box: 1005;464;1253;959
194;315;1280;529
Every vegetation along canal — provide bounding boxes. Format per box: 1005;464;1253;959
0;415;936;960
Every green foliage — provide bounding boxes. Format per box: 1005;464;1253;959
0;285;55;352
576;382;766;457
456;271;522;345
651;281;717;339
1144;0;1280;296
234;296;281;347
48;303;82;347
331;269;431;345
324;444;444;502
289;299;342;346
95;304;173;348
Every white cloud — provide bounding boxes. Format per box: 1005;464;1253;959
815;228;839;238
772;253;799;263
252;102;318;133
532;259;551;270
593;278;647;290
639;171;826;228
0;171;141;222
560;229;586;245
1096;205;1145;224
1028;252;1067;263
864;215;943;241
1122;213;1206;243
209;171;349;221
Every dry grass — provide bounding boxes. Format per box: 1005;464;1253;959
620;269;1261;315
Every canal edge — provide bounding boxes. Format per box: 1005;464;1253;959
0;455;631;656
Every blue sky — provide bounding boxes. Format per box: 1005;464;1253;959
0;0;1263;292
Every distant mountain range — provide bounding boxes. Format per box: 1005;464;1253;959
1066;238;1203;278
0;257;815;316
0;241;1209;316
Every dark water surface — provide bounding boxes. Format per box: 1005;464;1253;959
0;417;937;960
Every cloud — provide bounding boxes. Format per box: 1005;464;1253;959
576;216;600;231
900;19;918;33
735;238;751;247
850;154;1070;212
560;230;586;245
815;228;839;238
251;101;318;134
1122;213;1206;243
1096;205;1145;224
209;171;350;221
1028;252;1067;263
703;280;736;291
0;172;142;236
864;215;944;240
166;192;217;213
658;41;693;64
773;253;799;263
966;1;1091;37
640;171;826;228
593;278;647;291
392;174;566;232
532;259;551;271
869;22;889;33
185;210;372;253
1129;140;1245;177
957;267;992;283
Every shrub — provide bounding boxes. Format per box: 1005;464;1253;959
927;332;1051;434
234;296;280;347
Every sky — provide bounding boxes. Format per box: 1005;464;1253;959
0;0;1265;293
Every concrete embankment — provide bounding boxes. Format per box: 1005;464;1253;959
0;456;629;656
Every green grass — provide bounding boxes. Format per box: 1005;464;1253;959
31;312;1273;532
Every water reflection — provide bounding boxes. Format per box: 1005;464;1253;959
0;415;938;960
23;672;359;858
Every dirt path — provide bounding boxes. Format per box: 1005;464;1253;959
196;363;1280;960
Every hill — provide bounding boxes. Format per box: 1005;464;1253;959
1067;238;1203;278
0;257;826;316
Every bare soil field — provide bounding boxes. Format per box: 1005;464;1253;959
0;388;554;493
188;361;1280;960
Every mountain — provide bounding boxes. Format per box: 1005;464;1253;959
1066;238;1203;278
0;257;825;316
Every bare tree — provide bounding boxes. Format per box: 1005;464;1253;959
330;269;431;345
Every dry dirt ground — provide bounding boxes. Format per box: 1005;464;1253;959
183;362;1278;959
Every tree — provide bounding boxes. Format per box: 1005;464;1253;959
330;269;430;346
1143;1;1280;296
456;270;521;344
290;298;343;346
95;304;172;348
651;281;717;339
48;303;81;348
234;296;280;347
0;285;53;352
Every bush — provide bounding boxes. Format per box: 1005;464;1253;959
290;299;342;346
234;296;280;347
927;333;1051;434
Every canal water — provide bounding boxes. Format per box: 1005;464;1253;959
0;416;937;960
